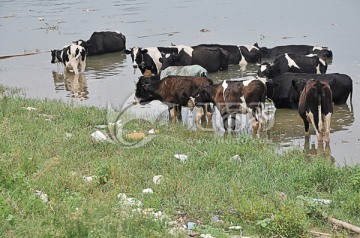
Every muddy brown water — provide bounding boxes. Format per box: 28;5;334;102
1;0;360;166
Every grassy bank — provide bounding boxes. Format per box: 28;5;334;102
1;86;360;237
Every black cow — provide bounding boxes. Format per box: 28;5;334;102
51;44;86;74
258;53;327;78
75;31;126;56
160;47;229;73
193;43;261;65
256;44;333;59
124;45;193;75
297;80;333;145
135;75;213;124
266;73;353;109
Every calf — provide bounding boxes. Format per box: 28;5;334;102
159;65;208;79
266;73;353;109
193;43;261;65
257;44;333;59
135;75;213;124
160;47;229;73
193;79;266;136
124;45;193;75
297;80;333;145
258;53;327;78
51;44;86;74
81;31;126;56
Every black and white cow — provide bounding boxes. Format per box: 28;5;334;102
193;78;266;135
193;43;261;65
266;73;353;109
297;79;333;145
51;44;86;74
124;45;193;75
160;47;229;73
256;43;333;60
258;53;327;79
74;31;126;56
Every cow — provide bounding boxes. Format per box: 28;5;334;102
160;47;229;73
51;44;86;74
258;53;327;79
193;43;261;65
266;73;353;109
135;75;214;125
297;79;333;145
159;65;208;79
193;78;266;136
256;43;333;60
124;45;193;75
74;31;126;56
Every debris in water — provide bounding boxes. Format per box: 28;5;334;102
200;28;210;32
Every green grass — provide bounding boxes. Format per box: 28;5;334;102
0;86;359;237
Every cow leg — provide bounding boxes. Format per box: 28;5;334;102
195;106;204;128
169;107;176;123
229;112;236;131
176;105;182;121
221;111;230;131
307;112;323;143
206;104;213;126
80;60;86;73
323;112;332;145
303;119;310;137
70;60;79;75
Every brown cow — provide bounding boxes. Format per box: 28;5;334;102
297;79;333;145
135;75;213;125
193;78;266;136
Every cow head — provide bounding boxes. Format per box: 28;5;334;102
73;40;88;54
124;47;148;69
50;49;62;64
159;51;182;70
290;78;307;109
257;63;272;78
134;75;160;104
193;85;214;106
311;46;333;59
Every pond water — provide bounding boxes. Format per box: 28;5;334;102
1;0;359;166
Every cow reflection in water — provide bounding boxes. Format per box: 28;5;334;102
52;71;89;100
304;137;334;164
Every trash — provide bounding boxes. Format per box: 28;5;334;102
200;234;215;238
142;188;153;194
34;190;49;203
91;130;107;142
187;221;196;229
229;225;242;230
230;154;242;162
313;198;331;205
117;193;142;207
153;175;163;185
82;176;97;182
23;106;37;111
65;132;73;139
126;132;146;140
200;28;210;32
174;154;188;163
148;128;156;135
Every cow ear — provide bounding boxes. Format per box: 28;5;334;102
124;49;131;54
141;49;148;54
